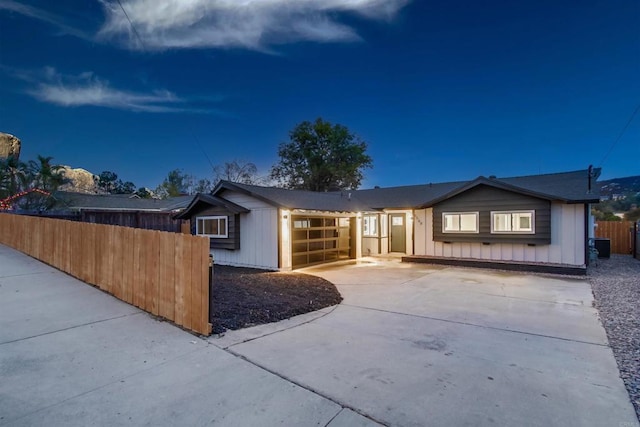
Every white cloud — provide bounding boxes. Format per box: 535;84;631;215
0;0;91;40
97;0;410;51
20;67;213;114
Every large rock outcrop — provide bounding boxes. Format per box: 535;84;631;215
0;132;21;159
59;166;98;194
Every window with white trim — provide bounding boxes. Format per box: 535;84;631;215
491;211;534;234
443;212;479;233
196;216;228;238
363;215;378;237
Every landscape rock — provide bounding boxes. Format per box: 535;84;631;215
59;166;98;194
0;132;21;159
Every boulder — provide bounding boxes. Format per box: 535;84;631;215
0;132;21;159
59;166;98;194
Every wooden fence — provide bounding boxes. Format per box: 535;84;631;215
635;222;640;260
596;221;633;254
80;210;188;233
0;213;211;335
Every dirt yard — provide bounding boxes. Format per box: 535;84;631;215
211;265;342;334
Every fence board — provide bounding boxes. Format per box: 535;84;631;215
121;227;135;304
174;236;186;326
0;213;211;335
112;226;125;300
133;228;144;309
144;231;160;315
191;240;203;333
596;221;633;254
182;239;194;329
159;232;176;320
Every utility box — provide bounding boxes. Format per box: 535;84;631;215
594;238;611;259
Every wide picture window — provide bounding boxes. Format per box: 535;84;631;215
443;212;478;233
492;211;534;233
196;216;228;238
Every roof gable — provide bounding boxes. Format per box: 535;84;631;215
174;194;249;219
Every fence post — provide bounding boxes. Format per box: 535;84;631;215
209;254;214;325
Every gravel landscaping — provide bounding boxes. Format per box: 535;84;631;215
211;265;342;334
589;254;640;420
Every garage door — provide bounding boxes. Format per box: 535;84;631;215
292;215;351;268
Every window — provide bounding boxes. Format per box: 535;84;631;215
491;211;534;234
443;212;479;233
363;215;378;237
293;219;310;229
196;216;228;238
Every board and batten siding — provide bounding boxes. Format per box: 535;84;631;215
432;185;551;244
414;203;586;266
211;190;279;270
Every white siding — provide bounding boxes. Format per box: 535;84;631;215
416;204;586;267
211;190;279;270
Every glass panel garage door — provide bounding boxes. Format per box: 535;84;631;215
292;216;351;268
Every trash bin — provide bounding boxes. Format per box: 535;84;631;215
594;238;611;259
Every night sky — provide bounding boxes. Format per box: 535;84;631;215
1;0;638;189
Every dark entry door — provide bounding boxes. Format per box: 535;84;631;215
389;213;406;253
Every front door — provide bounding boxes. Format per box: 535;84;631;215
389;213;406;253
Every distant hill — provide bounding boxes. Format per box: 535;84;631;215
599;175;640;197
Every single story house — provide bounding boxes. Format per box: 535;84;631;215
176;168;600;275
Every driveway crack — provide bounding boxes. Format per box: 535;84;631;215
224;347;388;427
341;303;609;347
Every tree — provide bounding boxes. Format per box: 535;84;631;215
270;118;373;191
24;155;69;210
113;180;137;194
624;208;640;222
135;187;153;199
96;171;118;194
194;178;213;194
28;155;68;192
213;161;259;186
155;169;192;198
0;155;29;199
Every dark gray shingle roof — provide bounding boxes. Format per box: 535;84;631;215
52;191;193;212
209;168;600;213
215;181;374;212
351;181;466;209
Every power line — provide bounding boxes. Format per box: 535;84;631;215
599;103;640;167
114;0;215;172
115;0;146;50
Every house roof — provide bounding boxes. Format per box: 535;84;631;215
51;191;193;212
355;168;601;208
214;181;374;212
351;181;466;209
189;168;600;215
174;194;249;219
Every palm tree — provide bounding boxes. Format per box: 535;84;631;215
24;155;69;210
0;155;28;199
28;155;68;192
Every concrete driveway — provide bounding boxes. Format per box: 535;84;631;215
217;258;639;427
0;245;373;427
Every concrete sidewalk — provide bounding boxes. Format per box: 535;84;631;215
0;245;377;427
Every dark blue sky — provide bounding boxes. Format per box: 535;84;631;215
1;0;638;189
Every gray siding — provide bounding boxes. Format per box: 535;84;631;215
189;206;240;250
433;185;551;244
